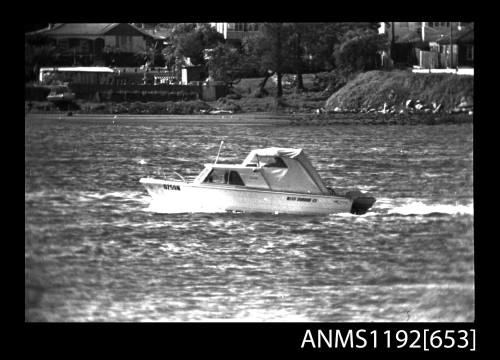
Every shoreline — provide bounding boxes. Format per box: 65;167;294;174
25;111;473;125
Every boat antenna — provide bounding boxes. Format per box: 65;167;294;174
214;140;224;164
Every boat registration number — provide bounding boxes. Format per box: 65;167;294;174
163;184;181;191
286;196;317;203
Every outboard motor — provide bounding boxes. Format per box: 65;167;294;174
345;190;376;215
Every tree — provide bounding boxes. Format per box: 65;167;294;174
300;23;342;72
206;43;244;85
285;23;308;91
244;23;290;97
301;22;381;72
334;30;389;74
204;22;385;97
281;23;341;91
136;41;166;68
25;34;58;82
165;23;224;67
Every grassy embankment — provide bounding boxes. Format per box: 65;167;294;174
26;71;473;124
325;70;473;113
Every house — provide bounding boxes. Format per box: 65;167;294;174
379;22;422;42
28;23;163;66
210;23;260;44
379;22;473;68
379;22;472;43
437;25;474;68
379;22;424;67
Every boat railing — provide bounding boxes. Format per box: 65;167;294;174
150;168;189;183
172;171;187;182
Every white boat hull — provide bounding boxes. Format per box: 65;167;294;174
47;93;75;103
140;178;353;215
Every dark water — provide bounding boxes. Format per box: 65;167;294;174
25;116;474;322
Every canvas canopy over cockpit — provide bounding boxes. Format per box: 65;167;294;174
242;147;330;195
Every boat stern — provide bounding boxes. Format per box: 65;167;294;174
350;196;376;215
344;190;376;215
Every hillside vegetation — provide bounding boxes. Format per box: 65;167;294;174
325;70;474;112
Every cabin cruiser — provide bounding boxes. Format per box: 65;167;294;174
140;147;375;215
46;85;75;103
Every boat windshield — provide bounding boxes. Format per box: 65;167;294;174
203;168;245;186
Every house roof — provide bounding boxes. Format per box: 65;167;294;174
395;31;422;43
32;23;119;36
141;28;171;40
28;23;155;39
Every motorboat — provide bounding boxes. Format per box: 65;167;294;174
140;147;375;215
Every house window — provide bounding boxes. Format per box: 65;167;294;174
248;23;259;31
81;39;90;53
59;39;69;51
115;36;132;50
466;45;474;61
235;23;245;32
227;23;235;31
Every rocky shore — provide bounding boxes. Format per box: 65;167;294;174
287;112;472;126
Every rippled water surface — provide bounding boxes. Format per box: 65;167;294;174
25;116;474;322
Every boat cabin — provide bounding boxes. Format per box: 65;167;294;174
193;147;330;195
46;84;75;102
48;84;73;95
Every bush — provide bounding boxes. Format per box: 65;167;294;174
311;70;353;95
111;103;129;114
213;99;242;113
25;85;51;101
33;101;56;111
226;93;242;100
81;102;110;113
275;97;291;109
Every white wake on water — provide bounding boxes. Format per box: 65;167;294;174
387;201;473;215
